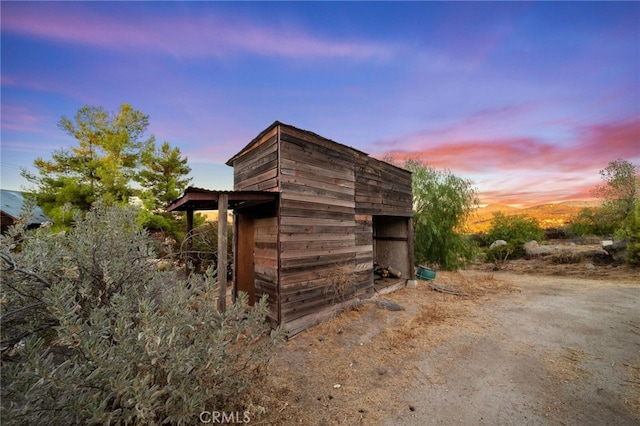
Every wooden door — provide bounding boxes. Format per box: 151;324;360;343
236;214;255;305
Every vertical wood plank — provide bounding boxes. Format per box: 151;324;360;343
218;193;228;312
185;209;194;277
408;216;415;278
236;215;256;306
232;213;238;303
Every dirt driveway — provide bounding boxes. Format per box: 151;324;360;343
385;275;640;425
261;269;639;425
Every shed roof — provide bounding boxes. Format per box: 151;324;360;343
225;120;370;166
0;189;51;224
166;187;278;212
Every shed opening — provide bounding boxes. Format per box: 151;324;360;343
373;215;412;293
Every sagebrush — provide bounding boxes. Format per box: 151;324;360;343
1;203;282;425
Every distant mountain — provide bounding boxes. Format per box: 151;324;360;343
466;200;598;233
554;200;602;208
476;203;522;213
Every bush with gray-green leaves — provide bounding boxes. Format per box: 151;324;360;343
1;203;282;425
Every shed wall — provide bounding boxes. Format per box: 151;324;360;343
355;153;413;217
278;127;372;336
229;123;413;337
254;216;279;323
232;128;279;191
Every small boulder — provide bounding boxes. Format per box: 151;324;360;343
603;240;628;263
523;240;539;256
375;299;404;311
489;240;508;249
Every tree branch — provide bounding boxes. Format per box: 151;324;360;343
1;321;59;353
1;252;52;288
0;302;45;322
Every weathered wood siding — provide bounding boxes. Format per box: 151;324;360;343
355;214;374;269
232;127;279;191
355;153;413;217
254;217;279;323
228;122;413;336
278;127;373;336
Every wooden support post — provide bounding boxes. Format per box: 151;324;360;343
217;193;228;313
407;216;415;278
185;209;194;277
231;212;238;304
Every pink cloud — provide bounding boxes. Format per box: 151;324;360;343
578;118;640;160
381;117;639;171
383;137;560;173
0;103;59;136
475;173;601;206
1;105;41;130
2;4;394;61
377;117;639;206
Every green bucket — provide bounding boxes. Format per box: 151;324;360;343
416;266;436;281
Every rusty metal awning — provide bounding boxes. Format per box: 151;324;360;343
166;187;278;212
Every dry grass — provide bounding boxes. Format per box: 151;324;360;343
253;270;513;425
550;252;586;264
623;362;640;419
543;347;591;383
326;263;356;305
382;298;453;346
468;255;640;284
433;270;517;298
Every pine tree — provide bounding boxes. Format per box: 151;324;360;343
22;104;155;224
138;141;192;211
21;104;193;230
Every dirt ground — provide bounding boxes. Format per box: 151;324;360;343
253;259;639;425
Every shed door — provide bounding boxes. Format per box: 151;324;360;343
236;214;255;305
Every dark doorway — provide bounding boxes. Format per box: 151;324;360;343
373;215;411;280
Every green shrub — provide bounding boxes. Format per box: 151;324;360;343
622;200;640;266
485;212;544;259
1;203;282;425
627;241;640;266
1;202;164;349
486;243;514;268
568;206;618;237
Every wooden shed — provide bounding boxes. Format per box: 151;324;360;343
168;121;414;337
1;190;51;234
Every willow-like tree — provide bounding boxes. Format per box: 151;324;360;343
401;158;478;270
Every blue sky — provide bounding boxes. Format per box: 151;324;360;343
2;1;638;206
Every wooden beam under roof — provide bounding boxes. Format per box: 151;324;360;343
166;187;278;212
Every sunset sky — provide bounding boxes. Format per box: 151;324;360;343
2;2;639;207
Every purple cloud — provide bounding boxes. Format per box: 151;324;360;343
2;3;395;61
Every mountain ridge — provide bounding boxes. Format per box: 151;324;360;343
467;200;601;233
